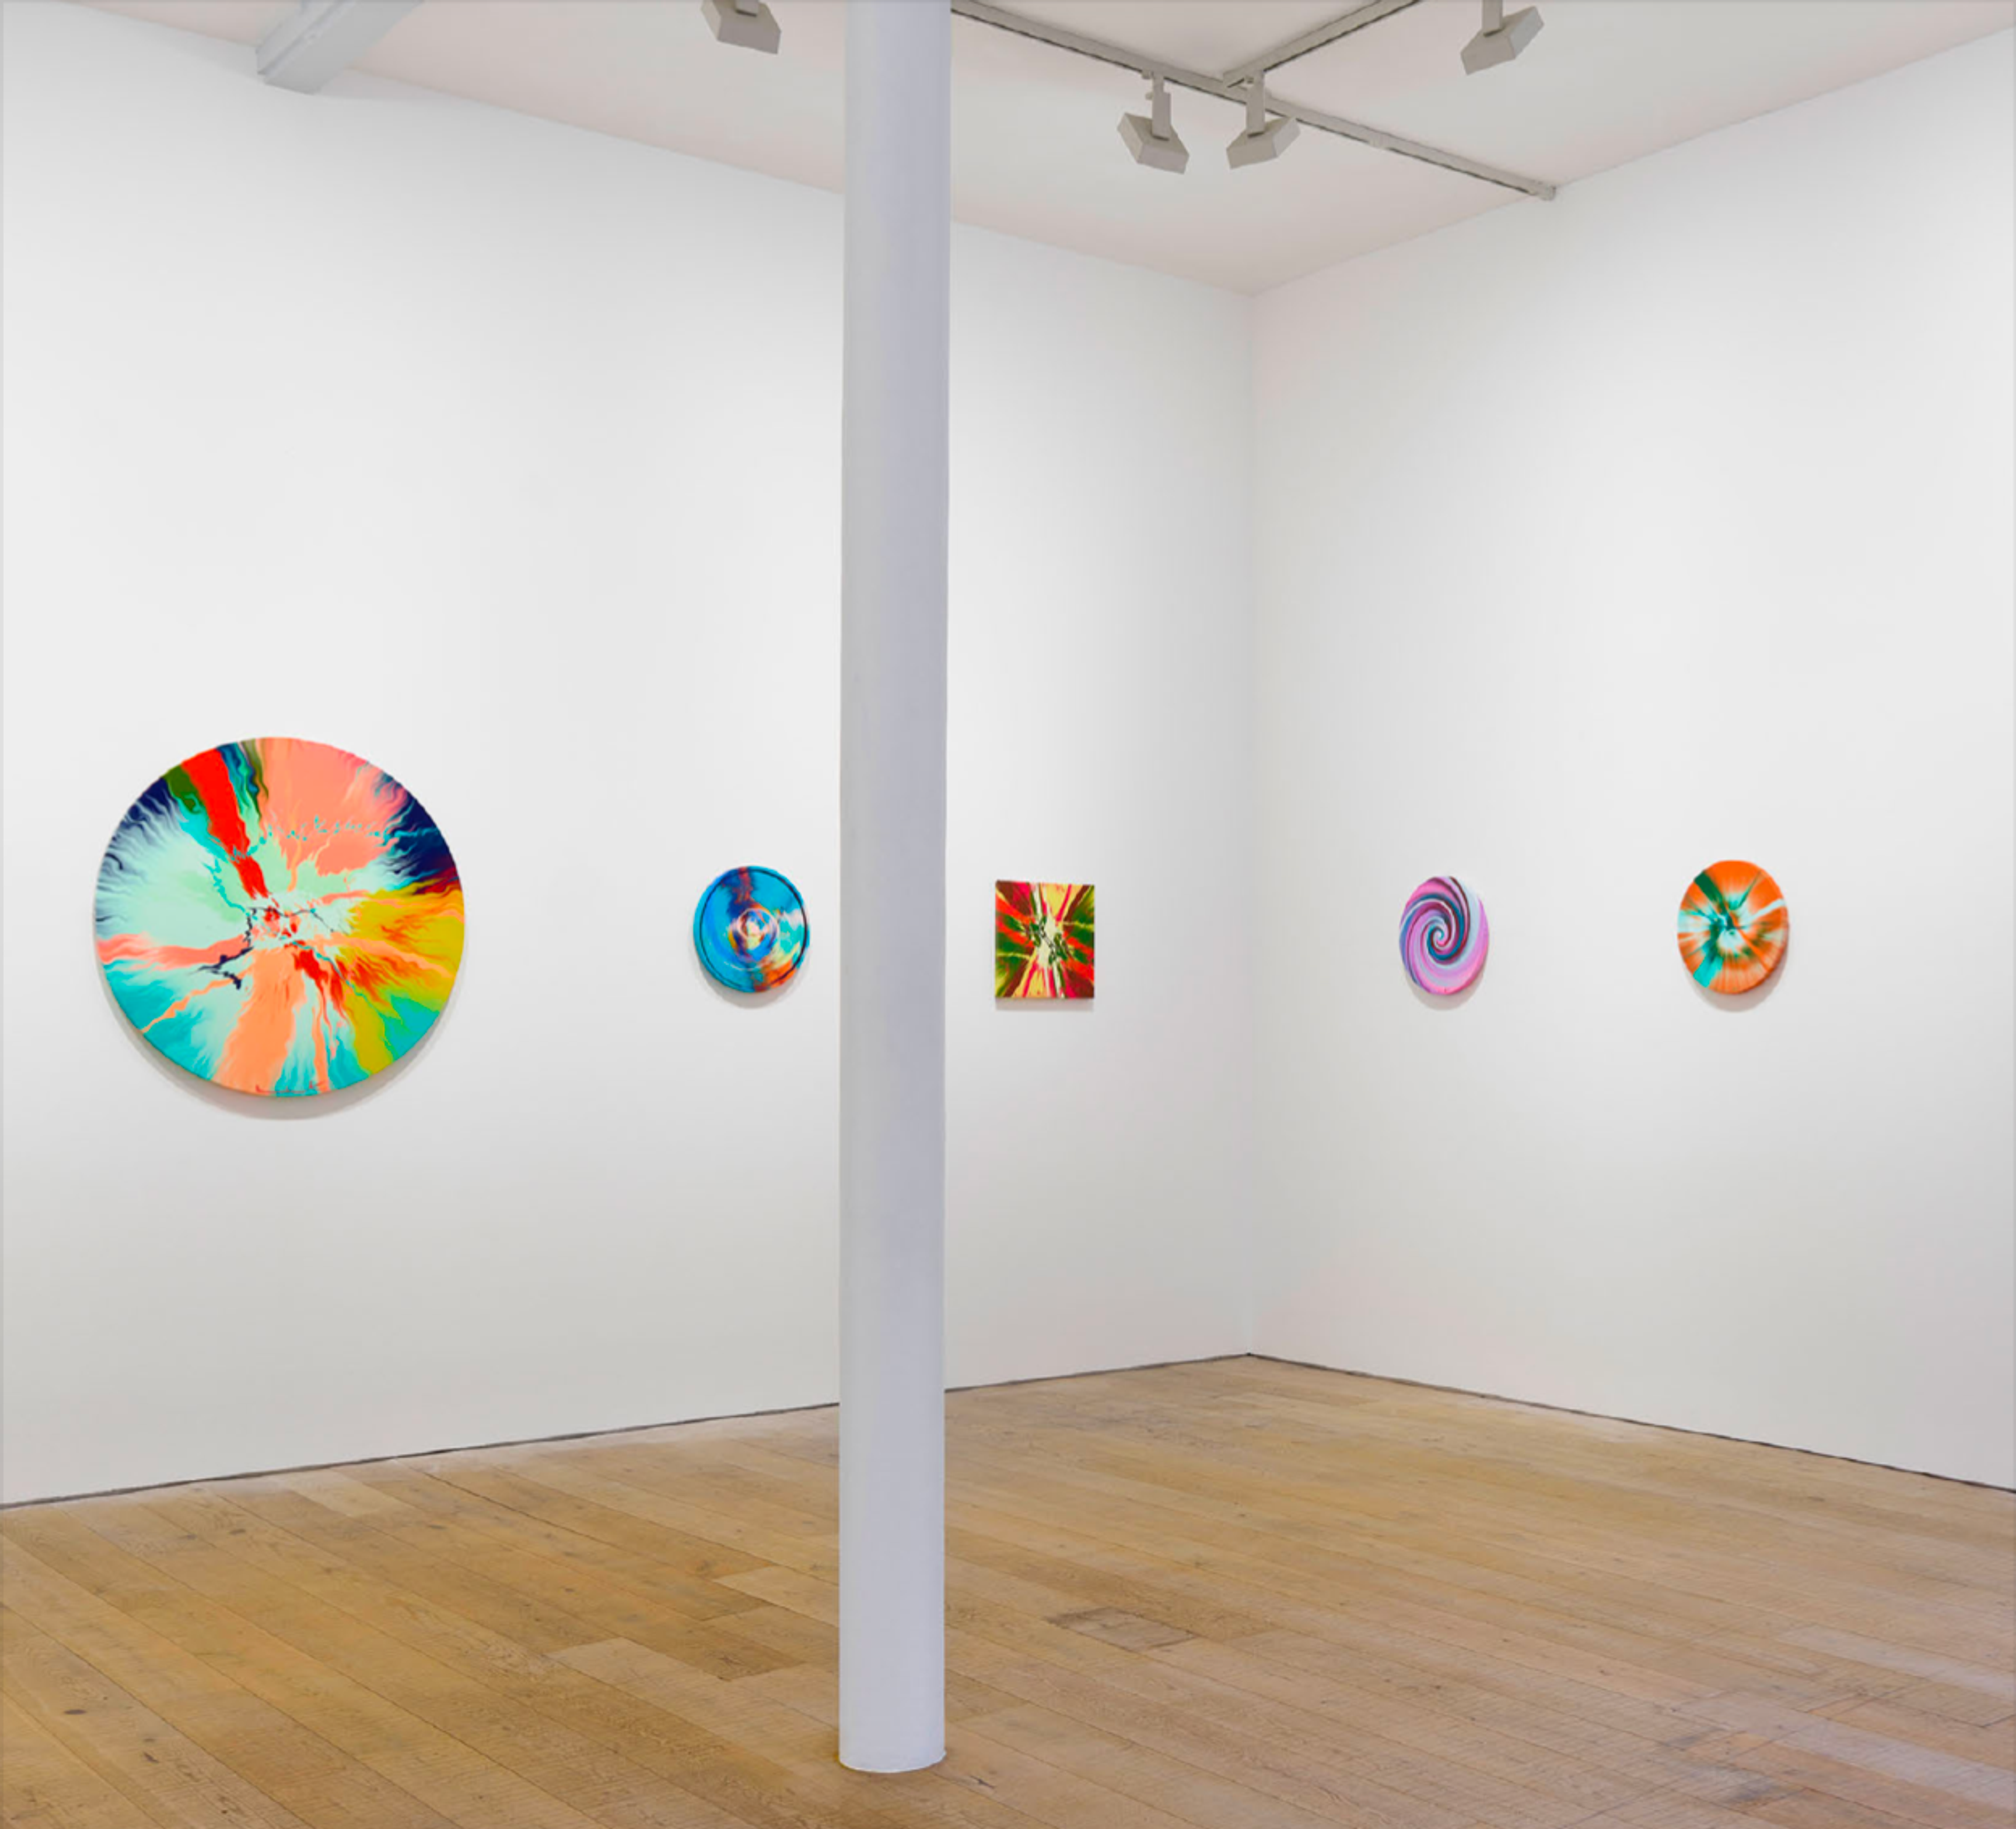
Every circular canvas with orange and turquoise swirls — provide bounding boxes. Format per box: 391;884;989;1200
1677;860;1787;995
95;738;465;1095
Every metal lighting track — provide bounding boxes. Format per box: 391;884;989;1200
950;0;1556;201
1221;0;1429;85
256;0;422;91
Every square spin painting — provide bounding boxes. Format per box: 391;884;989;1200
995;881;1095;999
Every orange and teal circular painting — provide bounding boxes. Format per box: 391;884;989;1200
1677;860;1787;995
94;737;464;1095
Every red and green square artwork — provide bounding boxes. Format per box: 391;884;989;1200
995;881;1094;999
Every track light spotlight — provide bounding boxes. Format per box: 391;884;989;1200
1118;72;1189;174
1462;0;1541;74
1226;79;1299;169
702;0;779;55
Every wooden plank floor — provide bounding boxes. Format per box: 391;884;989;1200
5;1357;2012;1829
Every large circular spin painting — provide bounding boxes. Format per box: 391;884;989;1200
693;866;809;993
94;738;465;1096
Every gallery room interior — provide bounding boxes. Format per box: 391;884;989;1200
3;0;2013;1821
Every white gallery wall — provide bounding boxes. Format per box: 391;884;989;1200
1252;32;2016;1487
5;3;2011;1506
0;1;1254;1503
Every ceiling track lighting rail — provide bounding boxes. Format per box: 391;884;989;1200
1220;0;1429;87
948;0;1555;200
256;0;422;91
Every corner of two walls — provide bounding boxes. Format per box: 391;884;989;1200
946;233;1259;1391
1246;30;2016;1487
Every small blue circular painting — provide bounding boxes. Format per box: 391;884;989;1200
694;866;808;994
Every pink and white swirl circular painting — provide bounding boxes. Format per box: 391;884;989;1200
1399;877;1488;995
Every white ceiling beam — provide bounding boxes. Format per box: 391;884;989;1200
256;0;423;93
1221;0;1425;88
950;1;1555;200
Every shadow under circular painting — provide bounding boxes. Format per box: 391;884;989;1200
94;737;465;1096
1677;860;1787;995
694;866;808;994
1400;876;1489;995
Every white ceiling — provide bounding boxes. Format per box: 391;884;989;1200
82;0;2016;291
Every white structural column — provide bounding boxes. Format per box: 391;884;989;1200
838;0;952;1779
